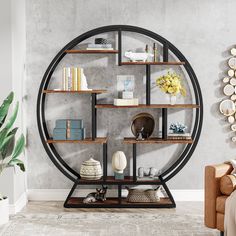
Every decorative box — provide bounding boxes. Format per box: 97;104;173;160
55;119;83;129
67;128;86;140
53;128;86;140
53;129;66;140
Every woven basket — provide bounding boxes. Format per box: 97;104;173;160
126;187;160;203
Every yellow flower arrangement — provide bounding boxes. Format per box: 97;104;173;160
156;71;186;96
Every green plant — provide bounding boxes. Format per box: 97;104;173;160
0;92;25;200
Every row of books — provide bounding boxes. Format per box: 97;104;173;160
62;67;84;91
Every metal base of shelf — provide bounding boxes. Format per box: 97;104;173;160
64;178;176;209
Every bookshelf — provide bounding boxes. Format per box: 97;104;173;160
37;25;203;209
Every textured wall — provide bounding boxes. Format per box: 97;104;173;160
26;0;236;189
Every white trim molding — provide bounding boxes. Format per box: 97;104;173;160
9;192;28;214
28;189;204;202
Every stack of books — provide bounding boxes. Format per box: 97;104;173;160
168;133;192;140
86;43;113;50
62;67;83;91
53;119;86;141
114;91;139;106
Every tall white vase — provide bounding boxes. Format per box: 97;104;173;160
169;95;176;105
0;198;9;225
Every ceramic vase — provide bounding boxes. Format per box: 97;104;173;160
0;197;9;225
80;158;102;180
169;95;176;105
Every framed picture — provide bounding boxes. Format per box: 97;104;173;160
117;75;135;91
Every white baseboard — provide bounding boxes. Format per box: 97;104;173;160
28;189;204;202
9;192;28;214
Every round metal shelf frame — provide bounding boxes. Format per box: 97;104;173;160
37;25;203;185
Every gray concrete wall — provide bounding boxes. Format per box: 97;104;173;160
26;0;235;190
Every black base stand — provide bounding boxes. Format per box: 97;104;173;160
64;177;176;208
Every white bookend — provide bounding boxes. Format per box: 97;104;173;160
114;98;139;106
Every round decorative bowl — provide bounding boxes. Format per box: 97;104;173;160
131;113;155;139
80;158;102;180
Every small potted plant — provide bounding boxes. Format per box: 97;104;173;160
156;71;186;105
0;92;25;225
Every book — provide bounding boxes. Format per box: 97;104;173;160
168;133;191;140
114;98;139;106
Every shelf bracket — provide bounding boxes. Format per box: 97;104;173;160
133;143;137;182
162;108;168;140
146;65;151;105
91;94;97;140
118;29;122;66
163;43;169;62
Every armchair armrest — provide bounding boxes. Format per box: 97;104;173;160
205;163;232;228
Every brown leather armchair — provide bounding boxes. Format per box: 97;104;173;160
205;163;233;236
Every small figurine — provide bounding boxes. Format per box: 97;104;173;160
138;167;159;178
169;122;187;134
83;186;108;204
136;127;145;140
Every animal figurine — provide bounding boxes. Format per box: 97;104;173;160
83;186;108;204
124;51;154;62
138;167;158;178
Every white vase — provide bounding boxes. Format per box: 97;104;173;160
169;95;176;105
0;197;9;225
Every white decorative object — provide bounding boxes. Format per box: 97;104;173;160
80;158;102;180
223;84;235;96
223;77;230;83
229;159;236;173
220;100;236;116
112;151;127;174
229;58;236;70
124;51;154;62
80;70;91;90
228;116;235;124
231;48;236;56
231;124;236;131
230;78;236;86
0;198;9;225
228;69;234;77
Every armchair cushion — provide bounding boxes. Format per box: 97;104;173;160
216;195;227;214
220;174;236;195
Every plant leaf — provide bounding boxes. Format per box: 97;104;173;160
0;115;6;129
5;102;18;130
0;128;8;149
11;134;25;159
8;159;25;172
0;92;14;125
0;133;15;159
7;127;18;136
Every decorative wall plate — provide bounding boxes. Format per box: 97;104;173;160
223;77;230;83
223;84;235;96
228;58;236;70
228;69;235;77
228;116;235;124
220;99;236;116
231;124;236;131
231;48;236;56
231;94;236;101
230;78;236;86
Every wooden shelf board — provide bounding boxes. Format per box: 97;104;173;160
43;90;107;94
78;176;160;184
65;50;119;54
123;137;193;144
66;197;172;207
121;61;185;65
95;104;200;109
47;137;107;144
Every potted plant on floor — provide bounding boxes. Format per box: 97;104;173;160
0;92;25;225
